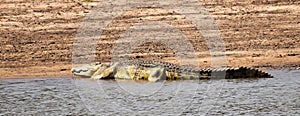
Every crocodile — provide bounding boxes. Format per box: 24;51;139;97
71;60;273;82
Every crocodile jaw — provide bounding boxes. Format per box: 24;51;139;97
71;62;111;78
71;62;102;77
71;67;97;77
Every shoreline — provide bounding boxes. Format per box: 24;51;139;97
0;68;297;79
0;63;298;79
2;49;299;79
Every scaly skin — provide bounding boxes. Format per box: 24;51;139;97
71;60;273;81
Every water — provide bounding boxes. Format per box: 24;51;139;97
0;70;299;115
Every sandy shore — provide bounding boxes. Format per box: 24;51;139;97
0;0;299;78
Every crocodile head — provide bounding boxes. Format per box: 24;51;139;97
71;62;109;78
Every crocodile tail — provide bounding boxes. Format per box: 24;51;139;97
225;67;273;79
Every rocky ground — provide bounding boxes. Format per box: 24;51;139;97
0;0;299;78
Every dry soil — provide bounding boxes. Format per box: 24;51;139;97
0;0;299;78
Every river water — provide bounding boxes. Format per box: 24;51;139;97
0;70;299;115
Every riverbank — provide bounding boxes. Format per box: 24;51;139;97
0;0;299;78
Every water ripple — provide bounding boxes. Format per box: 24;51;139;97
0;70;299;115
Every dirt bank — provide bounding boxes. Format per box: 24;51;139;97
0;0;299;78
